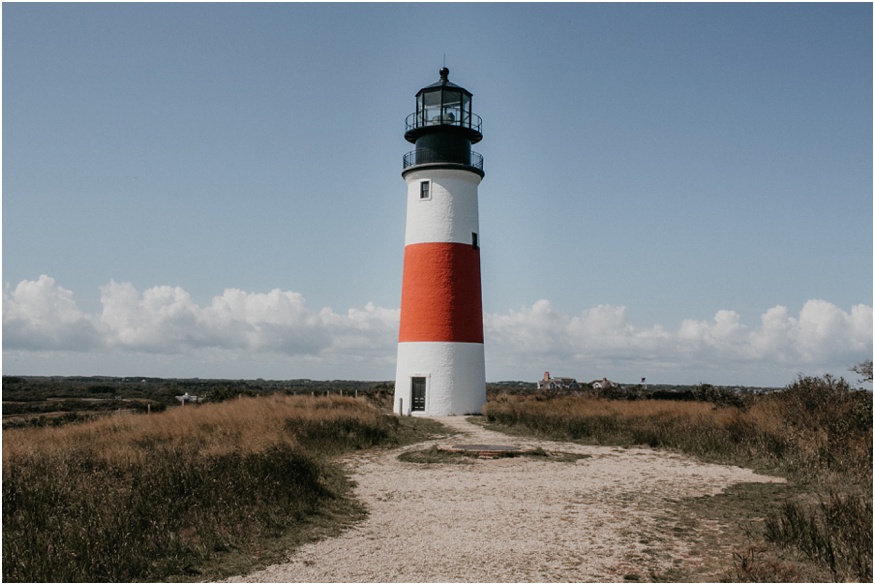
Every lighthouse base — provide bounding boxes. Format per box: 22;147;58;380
394;342;486;416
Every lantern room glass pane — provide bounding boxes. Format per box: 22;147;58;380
461;93;471;127
423;90;442;125
442;90;462;124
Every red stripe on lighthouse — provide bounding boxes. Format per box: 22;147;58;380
399;242;484;343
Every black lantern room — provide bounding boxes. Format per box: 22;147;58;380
403;67;484;178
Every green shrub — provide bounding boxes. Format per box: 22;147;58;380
764;492;872;581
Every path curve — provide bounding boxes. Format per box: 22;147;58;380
224;416;783;582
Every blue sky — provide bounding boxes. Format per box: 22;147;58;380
3;2;872;387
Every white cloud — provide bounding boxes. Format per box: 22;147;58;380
3;276;871;385
2;275;103;350
4;277;398;363
487;299;571;359
485;299;873;385
96;281;402;358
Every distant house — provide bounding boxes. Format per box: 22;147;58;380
591;378;619;390
537;371;579;390
175;392;203;405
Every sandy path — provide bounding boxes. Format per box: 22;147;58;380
224;416;783;582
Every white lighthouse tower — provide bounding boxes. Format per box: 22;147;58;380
394;67;486;416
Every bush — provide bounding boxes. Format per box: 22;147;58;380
2;394;396;582
2;445;329;582
483;375;873;581
764;492;872;581
762;375;872;479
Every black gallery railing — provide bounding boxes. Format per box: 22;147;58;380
405;111;483;134
403;149;484;170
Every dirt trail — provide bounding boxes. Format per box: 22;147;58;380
223;416;783;582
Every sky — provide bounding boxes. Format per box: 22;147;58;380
2;2;872;387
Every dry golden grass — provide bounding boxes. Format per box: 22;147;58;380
485;376;873;581
3;394;387;462
2;394;397;582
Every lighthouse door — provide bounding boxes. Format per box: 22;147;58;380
411;377;426;411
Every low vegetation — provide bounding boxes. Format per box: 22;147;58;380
398;444;589;464
3;371;870;582
1;394;434;582
484;374;872;582
1;376;394;428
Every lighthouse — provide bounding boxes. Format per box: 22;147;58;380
394;67;486;416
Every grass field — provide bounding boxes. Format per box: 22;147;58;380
483;375;872;581
1;394;441;582
3;374;871;582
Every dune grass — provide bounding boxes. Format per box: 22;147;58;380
483;375;872;581
2;394;406;582
5;376;869;582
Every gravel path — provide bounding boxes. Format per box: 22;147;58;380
224;416;783;582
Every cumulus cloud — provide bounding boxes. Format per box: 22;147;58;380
486;302;673;367
485;299;872;384
4;276;398;363
3;276;871;385
3;275;103;350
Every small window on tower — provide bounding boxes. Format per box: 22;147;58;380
420;181;431;200
472;232;479;250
